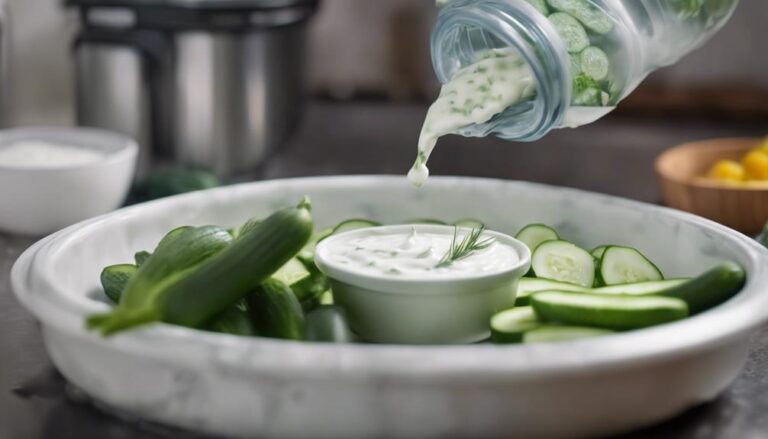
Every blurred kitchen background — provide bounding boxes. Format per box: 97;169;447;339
1;0;767;202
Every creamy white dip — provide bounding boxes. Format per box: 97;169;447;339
0;140;105;168
408;49;535;186
325;227;519;277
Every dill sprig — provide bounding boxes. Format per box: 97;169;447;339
436;225;494;268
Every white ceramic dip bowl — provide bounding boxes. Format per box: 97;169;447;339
315;224;531;344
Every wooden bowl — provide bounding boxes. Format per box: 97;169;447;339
656;137;768;235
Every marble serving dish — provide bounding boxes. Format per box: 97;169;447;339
12;176;768;438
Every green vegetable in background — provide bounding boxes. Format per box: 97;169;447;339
247;278;306;340
205;301;257;336
87;199;312;336
130;167;221;203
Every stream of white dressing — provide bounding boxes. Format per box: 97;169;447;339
408;49;535;186
327;227;519;277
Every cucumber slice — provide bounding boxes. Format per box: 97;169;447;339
272;257;311;287
657;263;745;314
547;0;614;34
490;307;540;343
134;251;152;267
591;245;609;260
306;305;356;343
515;224;560;252
299;227;334;260
515;277;590;306
331;219;382;235
569;53;582;75
600;246;663;285
523;0;549;14
572;88;602;106
531;291;689;330
594;279;688;295
523;325;613;343
548;12;590;54
319;290;334;305
453;218;485;229
531;240;595;287
580;46;609;81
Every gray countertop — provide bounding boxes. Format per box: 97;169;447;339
2;102;768;438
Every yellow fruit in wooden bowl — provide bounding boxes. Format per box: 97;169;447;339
708;160;745;183
742;150;768;180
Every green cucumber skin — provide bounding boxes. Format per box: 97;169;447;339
515;278;589;306
206;302;257;336
657;263;745;314
305;305;356;343
134;251;152;267
531;291;689;330
248;278;306;340
490;307;540;344
523;325;613;343
100;264;138;303
160;203;313;328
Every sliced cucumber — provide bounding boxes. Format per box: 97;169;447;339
134;251;152;267
515;223;560;252
299;227;334;260
600;246;663;285
569;53;582;75
593;279;688;295
547;0;614;34
272;257;311;287
523;325;613;343
531;291;689;330
657;263;745;314
490;307;540;343
305;305;356;343
572;88;602;106
580;46;609;81
531;240;595;287
515;277;590;306
591;245;609;260
331;219;382;235
453;218;485;229
319;290;334;305
548;12;590;53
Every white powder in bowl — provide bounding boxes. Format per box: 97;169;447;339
0;140;106;168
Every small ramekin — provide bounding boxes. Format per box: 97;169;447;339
314;224;531;344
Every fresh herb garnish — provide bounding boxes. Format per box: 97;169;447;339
436;226;493;268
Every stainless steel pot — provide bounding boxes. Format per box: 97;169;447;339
70;0;318;177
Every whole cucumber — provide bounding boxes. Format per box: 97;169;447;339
657;262;745;314
305;305;356;343
247;278;306;340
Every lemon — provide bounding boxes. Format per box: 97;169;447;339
709;160;745;182
742;150;768;180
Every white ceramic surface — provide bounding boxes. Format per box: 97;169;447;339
11;176;768;439
0;127;137;235
315;224;531;344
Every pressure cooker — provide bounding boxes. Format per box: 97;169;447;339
68;0;319;176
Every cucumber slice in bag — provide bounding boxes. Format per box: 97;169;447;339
548;12;590;53
531;240;595;287
547;0;615;34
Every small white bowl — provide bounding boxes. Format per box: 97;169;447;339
315;224;531;344
0;127;137;235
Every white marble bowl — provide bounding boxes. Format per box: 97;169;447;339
11;176;768;438
0;127;137;236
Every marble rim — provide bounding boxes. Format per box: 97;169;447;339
11;175;768;379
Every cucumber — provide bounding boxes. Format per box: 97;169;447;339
299;227;334;260
515;224;560;252
87;199;312;336
305;305;356;343
593;279;688;295
572;87;602;106
531;240;595;287
331;218;382;235
134;251;152;267
548;12;590;53
523;325;613;343
490;307;540;343
531;291;689;330
600;246;663;285
547;0;614;34
515;277;590;306
569;53;582;75
206;301;257;336
579;46;609;81
523;0;549;15
319;290;334;305
100;264;138;303
132;167;220;202
453;218;485;229
293;253;332;311
591;245;609;260
248;278;306;340
657;263;745;314
272;257;311;287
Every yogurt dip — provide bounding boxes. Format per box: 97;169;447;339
321;226;520;278
408;48;535;186
0;140;105;168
